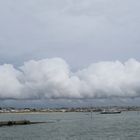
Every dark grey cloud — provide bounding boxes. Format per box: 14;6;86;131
0;0;140;68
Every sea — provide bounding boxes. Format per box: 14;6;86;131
0;111;140;140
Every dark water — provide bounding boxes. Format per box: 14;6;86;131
0;111;140;140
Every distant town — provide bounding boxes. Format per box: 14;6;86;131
0;106;140;113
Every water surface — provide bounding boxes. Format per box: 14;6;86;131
0;111;140;140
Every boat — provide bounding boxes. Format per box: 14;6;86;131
100;109;121;114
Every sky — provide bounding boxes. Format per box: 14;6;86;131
0;0;140;107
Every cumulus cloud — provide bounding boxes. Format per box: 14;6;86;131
0;57;140;99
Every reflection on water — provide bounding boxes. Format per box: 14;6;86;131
0;111;140;140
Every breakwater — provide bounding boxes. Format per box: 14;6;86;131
0;120;46;127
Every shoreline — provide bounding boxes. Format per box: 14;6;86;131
0;110;139;115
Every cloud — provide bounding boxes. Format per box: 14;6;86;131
0;0;140;68
0;57;140;99
0;64;23;99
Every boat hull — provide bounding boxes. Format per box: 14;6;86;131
100;111;121;114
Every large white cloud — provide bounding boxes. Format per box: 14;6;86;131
0;64;23;99
0;57;140;99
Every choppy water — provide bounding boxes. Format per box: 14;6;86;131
0;111;140;140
